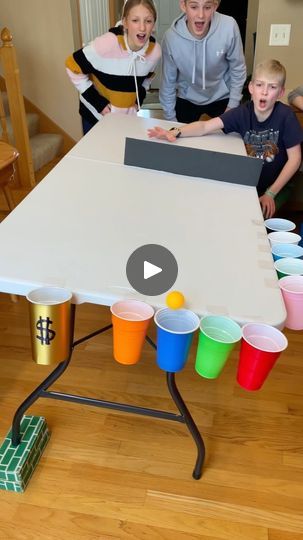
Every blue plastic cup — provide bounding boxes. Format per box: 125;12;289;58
264;218;295;232
268;231;301;247
272;243;303;262
154;308;200;372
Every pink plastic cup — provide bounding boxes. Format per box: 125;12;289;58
237;323;288;391
279;275;303;330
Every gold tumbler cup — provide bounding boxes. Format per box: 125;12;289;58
27;287;74;365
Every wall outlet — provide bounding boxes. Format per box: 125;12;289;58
269;24;291;46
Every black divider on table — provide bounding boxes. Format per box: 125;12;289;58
124;137;263;187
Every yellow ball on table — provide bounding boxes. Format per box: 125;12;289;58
166;291;185;310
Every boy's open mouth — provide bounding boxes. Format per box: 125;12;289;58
195;21;206;31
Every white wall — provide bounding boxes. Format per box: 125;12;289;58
1;0;82;140
255;0;303;92
245;0;259;75
2;0;302;140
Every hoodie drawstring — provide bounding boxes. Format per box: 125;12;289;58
124;33;148;111
128;51;146;111
202;39;206;90
191;41;196;84
191;39;206;90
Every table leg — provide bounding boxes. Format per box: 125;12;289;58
10;326;205;480
147;336;205;479
11;355;72;446
166;372;205;479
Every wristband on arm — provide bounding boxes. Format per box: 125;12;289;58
265;189;276;199
169;127;182;138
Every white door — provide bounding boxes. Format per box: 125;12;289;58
79;0;110;45
152;0;181;88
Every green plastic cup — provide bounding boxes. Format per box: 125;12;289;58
274;257;303;279
195;315;242;379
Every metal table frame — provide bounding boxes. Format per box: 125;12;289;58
11;306;205;480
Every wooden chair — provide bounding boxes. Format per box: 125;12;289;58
0;140;18;302
0;27;35;189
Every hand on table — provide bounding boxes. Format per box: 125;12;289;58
147;126;177;142
101;104;111;116
259;193;276;219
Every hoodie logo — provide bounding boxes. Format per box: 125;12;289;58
216;49;225;57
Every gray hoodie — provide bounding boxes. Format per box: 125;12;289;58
159;11;246;120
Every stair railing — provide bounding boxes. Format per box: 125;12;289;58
0;90;9;143
0;27;35;188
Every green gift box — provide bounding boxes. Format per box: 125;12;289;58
0;415;50;492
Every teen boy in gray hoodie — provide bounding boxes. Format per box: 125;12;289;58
160;0;246;123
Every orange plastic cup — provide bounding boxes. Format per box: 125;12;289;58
110;300;154;365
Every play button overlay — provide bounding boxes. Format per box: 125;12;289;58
126;244;178;296
144;261;162;280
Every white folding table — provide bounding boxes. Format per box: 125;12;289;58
0;114;286;480
0;114;285;326
68;113;247;163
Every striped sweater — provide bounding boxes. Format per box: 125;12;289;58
66;26;161;125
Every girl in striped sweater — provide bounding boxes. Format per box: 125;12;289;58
66;0;161;134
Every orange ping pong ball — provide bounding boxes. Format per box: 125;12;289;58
166;291;185;309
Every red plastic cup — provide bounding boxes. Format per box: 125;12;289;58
237;323;288;391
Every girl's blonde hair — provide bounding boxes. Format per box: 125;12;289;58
122;0;157;22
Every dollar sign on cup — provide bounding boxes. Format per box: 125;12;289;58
27;287;73;365
36;316;56;345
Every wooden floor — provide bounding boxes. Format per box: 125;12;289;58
0;107;303;537
0;294;302;539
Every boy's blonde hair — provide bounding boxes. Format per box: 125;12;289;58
184;0;221;4
252;59;286;87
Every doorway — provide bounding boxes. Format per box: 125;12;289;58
109;0;124;26
152;0;181;88
218;0;249;47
